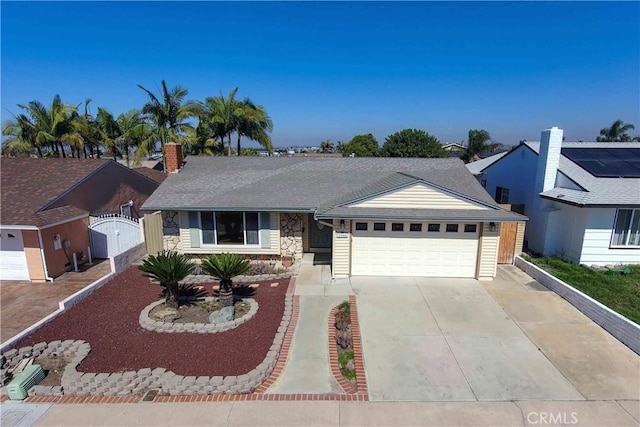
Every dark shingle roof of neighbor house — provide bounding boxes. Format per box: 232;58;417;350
133;167;167;184
0;158;111;226
143;157;525;222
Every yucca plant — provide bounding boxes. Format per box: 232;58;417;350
138;250;195;309
200;253;251;307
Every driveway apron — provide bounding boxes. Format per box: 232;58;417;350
353;275;584;402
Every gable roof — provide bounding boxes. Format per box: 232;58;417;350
465;151;509;175
142;157;525;222
1;158;113;226
522;141;640;206
134;167;168;184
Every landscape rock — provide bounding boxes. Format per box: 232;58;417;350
152;307;180;322
209;306;234;324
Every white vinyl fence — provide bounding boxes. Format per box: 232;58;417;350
89;214;142;258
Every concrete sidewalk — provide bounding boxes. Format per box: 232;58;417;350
294;254;354;297
1;400;636;426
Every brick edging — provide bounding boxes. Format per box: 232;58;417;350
349;296;368;395
328;306;357;394
21;392;369;404
327;296;368;397
253;277;299;393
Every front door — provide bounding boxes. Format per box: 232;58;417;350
310;219;332;251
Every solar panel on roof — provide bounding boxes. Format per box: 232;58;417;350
561;148;640;178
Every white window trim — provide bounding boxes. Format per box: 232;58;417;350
199;211;261;247
610;208;640;248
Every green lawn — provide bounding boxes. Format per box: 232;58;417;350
523;255;640;325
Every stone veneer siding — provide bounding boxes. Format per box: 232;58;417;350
162;211;181;251
280;213;303;260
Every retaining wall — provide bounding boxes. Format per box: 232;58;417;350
515;255;639;355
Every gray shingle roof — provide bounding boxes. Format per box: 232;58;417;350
523;141;640;206
142;156;525;221
465;151;508;175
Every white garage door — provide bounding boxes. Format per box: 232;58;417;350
0;229;30;281
351;221;479;278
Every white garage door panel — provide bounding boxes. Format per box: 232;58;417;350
0;230;30;281
351;229;479;278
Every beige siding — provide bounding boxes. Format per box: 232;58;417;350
515;222;525;256
350;184;485;210
332;219;351;278
476;223;500;280
179;211;280;255
302;214;310;252
270;212;280;252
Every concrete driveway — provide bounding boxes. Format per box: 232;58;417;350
352;267;640;402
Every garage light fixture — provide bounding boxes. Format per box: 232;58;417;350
489;222;497;232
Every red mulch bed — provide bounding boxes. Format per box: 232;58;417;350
17;267;289;377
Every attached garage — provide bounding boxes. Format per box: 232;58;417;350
0;229;30;281
351;221;480;277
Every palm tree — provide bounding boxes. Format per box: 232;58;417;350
200;253;251;308
597;120;636;142
2;113;41;157
336;141;346;154
138;250;195;309
461;129;501;163
74;99;103;158
116;109;152;166
137;80;198;168
96;108;122;160
235;98;273;155
15;95;84;158
182;120;221;156
319;140;334;153
202;87;242;156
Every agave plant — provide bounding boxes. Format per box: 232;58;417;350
200;253;251;307
138;250;195;309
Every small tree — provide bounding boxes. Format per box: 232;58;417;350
381;129;447;158
138;250;195;309
200;253;251;307
342;133;379;157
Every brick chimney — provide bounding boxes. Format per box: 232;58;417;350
534;127;563;193
165;143;183;174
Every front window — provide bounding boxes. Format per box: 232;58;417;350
611;209;640;247
200;211;260;246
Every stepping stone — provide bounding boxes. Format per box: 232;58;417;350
270;282;279;288
212;285;220;290
249;284;260;288
195;286;204;290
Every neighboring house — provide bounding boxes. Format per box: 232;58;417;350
468;127;640;266
133;167;168;185
466;151;508;180
441;142;466;158
142;143;526;280
0;158;162;281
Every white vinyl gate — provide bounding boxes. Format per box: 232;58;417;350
89;214;142;258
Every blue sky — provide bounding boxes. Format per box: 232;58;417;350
2;1;639;147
